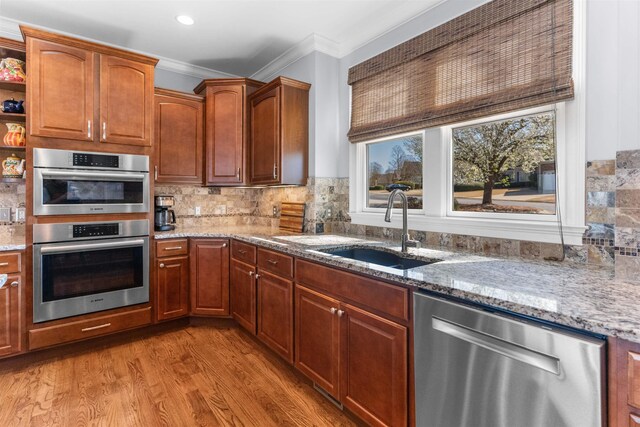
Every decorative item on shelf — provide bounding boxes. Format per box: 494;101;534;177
3;123;25;146
2;154;25;178
1;98;24;114
0;58;26;82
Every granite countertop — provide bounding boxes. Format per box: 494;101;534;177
156;225;640;342
0;236;26;252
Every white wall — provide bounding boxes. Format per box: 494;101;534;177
154;68;203;93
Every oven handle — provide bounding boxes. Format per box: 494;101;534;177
40;239;146;254
40;170;146;182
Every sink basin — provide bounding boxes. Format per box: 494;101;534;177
320;247;438;270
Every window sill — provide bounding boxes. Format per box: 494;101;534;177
348;212;586;245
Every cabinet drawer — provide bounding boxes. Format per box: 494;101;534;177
29;307;151;350
296;259;409;322
0;252;21;274
258;248;293;279
232;240;256;264
156;239;188;257
629;351;640;408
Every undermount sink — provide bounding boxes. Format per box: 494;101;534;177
320;247;439;270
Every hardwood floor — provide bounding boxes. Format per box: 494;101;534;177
0;323;359;426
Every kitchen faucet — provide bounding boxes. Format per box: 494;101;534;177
384;189;421;253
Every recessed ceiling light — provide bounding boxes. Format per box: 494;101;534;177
176;15;194;26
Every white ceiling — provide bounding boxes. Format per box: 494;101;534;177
0;0;443;77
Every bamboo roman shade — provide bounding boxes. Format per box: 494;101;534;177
348;0;573;142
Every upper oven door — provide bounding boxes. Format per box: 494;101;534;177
33;168;150;215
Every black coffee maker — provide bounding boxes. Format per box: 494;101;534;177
154;195;176;231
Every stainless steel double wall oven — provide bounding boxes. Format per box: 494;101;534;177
32;148;151;323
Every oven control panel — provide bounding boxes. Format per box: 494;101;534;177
72;152;120;168
73;223;120;238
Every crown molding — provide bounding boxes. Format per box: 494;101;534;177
0;16;236;80
251;33;340;81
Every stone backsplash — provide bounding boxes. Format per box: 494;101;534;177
0;181;26;241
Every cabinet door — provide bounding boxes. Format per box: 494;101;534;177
100;54;153;146
295;284;341;399
257;270;294;363
340;303;407;427
154;93;203;184
156;256;189;321
249;86;280;185
0;274;21;357
230;259;256;334
28;38;95;141
190;239;230;316
205;85;245;185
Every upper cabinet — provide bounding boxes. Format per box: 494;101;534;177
22;26;157;148
194;78;262;186
248;77;310;186
154;88;204;184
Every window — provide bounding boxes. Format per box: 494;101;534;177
451;111;557;216
366;134;423;210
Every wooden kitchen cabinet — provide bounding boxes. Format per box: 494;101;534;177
295;259;409;427
194;79;262;186
230;258;257;333
156;256;189;321
257;270;294;363
27;37;95;142
609;337;640;427
154;88;204;184
189;239;230;316
248;77;310;186
23;25;157;147
0;274;21;357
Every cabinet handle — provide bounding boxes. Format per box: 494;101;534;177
236;168;241;180
102;122;107;140
163;246;183;251
337;310;345;317
10;281;18;288
330;307;337;315
0;262;9;267
249;271;254;277
238;249;247;254
81;323;111;332
154;165;158;180
255;274;260;279
159;263;165;268
273;163;277;179
88;120;91;138
266;259;278;265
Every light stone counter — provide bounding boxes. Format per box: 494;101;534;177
156;226;639;342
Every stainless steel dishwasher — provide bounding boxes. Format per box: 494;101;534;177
414;292;606;427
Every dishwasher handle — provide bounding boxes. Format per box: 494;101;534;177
432;316;560;375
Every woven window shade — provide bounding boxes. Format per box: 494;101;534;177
348;0;573;143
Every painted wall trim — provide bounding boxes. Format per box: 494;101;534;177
0;16;238;80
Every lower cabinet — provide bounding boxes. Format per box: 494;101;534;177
295;281;408;427
0;273;21;357
230;258;257;333
609;337;640;427
156;256;189;321
257;270;294;363
190;239;230;316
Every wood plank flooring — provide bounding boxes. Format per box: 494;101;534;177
0;323;359;427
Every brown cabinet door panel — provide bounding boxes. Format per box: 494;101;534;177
341;303;407;427
206;85;244;184
156;256;189;321
257;270;293;363
230;259;257;334
249;87;280;185
294;284;341;399
100;55;153;146
155;93;203;184
28;38;95;141
0;274;21;357
190;239;230;316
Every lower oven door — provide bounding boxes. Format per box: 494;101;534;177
33;237;149;323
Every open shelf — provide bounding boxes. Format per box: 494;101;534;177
0;177;24;183
0;81;26;92
0;146;25;151
0;112;25;123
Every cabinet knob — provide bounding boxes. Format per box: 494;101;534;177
255;274;260;280
10;281;18;288
337;310;345;317
249;271;254;277
222;243;227;247
330;307;337;315
159;263;165;268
